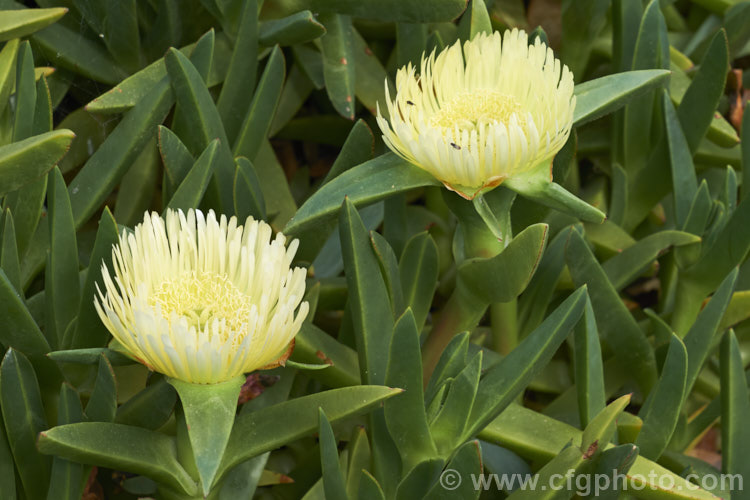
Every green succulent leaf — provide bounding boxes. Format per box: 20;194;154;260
100;0;142;73
233;157;267;221
636;333;687;461
266;0;467;23
46;166;81;348
467;286;588;437
233;45;285;161
572;69;670;127
339;198;395;385
285;154;440;238
518;226;572;336
318;409;349;500
424;441;482;500
399;232;439;331
566;230;658;392
114;139;161;227
47;383;86;500
675;31;731;152
352;28;391;115
504;163;606;223
12;40;35;142
0;3;742;498
587;444;639;500
560;0;611;79
602;229;701;290
663;90;698;227
0;7;67;42
115;378;177;430
216;0;258;143
322;119;375;185
424;332;468;401
0;130;74;197
48;348;133;366
159;125;195;196
66;72;173;229
164;43;236;211
581;395;631;457
0;210;21;295
169;376;244;496
573;296;606;428
219;386;402;478
359;470;386;500
4;0;126;84
742;101;750;202
260;10;326;46
457;223;548;304
292;322;360;388
458;0;492;41
506;444;587;500
622;0;668;171
319;13;356;120
68;208;119;349
683;269;737;394
0;38;19;118
346;427;371;498
165;139;220;212
0;269;50;354
0;348;51;499
480;405;719;499
719;330;750;486
38;422;198;495
84;355;118;423
370;231;404;314
430;352;482;455
395;458;444;500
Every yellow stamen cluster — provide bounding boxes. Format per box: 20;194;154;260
429;90;525;131
149;271;251;335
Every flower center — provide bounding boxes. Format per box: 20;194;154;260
150;271;250;334
430;90;524;132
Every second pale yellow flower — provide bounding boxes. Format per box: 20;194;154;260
377;29;575;199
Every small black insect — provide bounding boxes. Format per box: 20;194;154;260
406;100;415;106
450;142;461;150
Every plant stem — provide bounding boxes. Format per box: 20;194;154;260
422;290;484;382
422;189;517;380
491;299;517;355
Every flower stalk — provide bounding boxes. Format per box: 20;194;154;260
169;376;245;496
379;29;579;374
491;299;518;355
423;188;517;379
91;209;309;497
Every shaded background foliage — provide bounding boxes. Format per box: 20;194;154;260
0;0;749;498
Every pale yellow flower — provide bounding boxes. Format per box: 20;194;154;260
95;209;308;384
376;29;575;199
